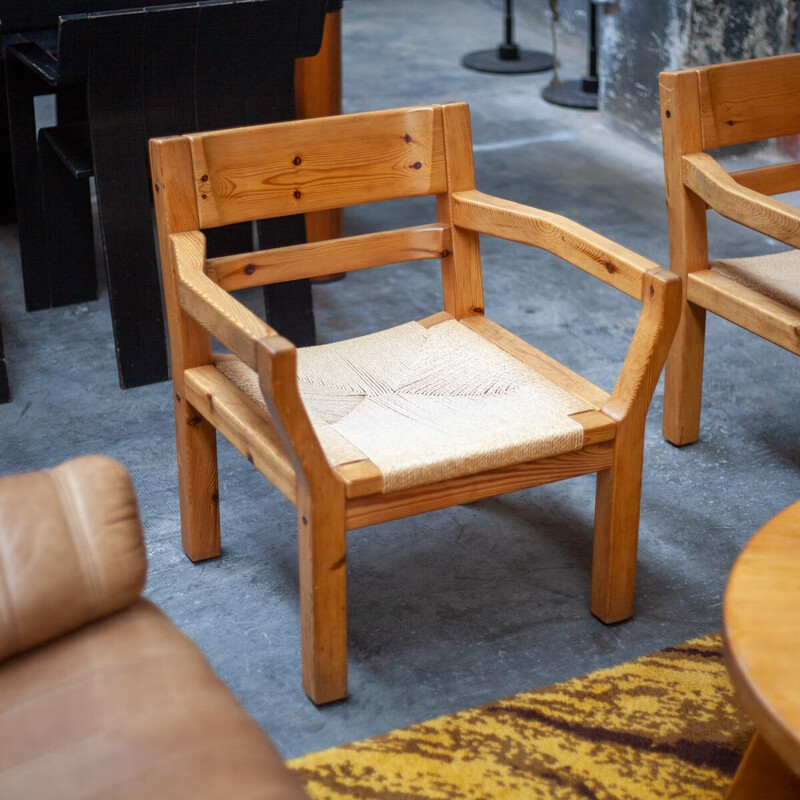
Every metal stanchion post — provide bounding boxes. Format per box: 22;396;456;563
462;0;553;74
542;0;606;109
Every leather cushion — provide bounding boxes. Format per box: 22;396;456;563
0;600;309;799
0;456;146;661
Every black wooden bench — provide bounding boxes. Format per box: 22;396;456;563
1;0;328;388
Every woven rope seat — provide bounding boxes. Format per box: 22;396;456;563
711;249;800;311
217;319;592;492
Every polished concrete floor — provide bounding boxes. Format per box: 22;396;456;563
0;0;798;761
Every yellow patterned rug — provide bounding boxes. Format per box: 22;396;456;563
288;634;753;799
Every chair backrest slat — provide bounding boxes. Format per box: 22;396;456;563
698;54;800;150
207;224;451;290
187;106;447;229
731;160;800;197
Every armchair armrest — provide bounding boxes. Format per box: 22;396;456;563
683;153;800;249
171;231;330;482
451;190;663;300
171;231;276;370
0;456;146;662
449;190;681;425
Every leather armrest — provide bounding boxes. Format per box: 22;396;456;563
0;456;146;661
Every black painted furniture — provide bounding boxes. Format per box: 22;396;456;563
1;0;327;387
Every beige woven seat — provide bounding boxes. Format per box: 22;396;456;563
151;102;680;705
711;250;800;312
217;318;591;492
660;55;800;446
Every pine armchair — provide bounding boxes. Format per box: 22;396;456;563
150;103;680;705
660;54;800;447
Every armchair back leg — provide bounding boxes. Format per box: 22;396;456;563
660;70;711;447
178;401;221;562
663;298;707;446
151;135;220;562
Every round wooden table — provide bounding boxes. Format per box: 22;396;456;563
723;500;800;799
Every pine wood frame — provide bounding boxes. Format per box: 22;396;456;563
660;54;800;447
150;103;680;705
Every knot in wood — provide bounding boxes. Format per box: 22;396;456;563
293;190;302;199
293;156;302;166
245;263;256;275
411;161;422;170
331;555;346;571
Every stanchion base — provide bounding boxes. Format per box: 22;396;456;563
542;78;598;109
462;47;553;74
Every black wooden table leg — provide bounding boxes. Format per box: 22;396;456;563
0;321;9;403
38;127;96;305
143;6;256;343
192;3;287;315
87;11;167;387
262;273;316;346
196;0;317;346
55;82;86;124
45;84;97;306
5;53;52;311
0;60;17;224
258;214;316;347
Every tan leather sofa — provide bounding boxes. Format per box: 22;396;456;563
0;456;310;799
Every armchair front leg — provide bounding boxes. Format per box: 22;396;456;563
257;337;348;705
593;270;681;622
172;234;349;703
450;191;681;622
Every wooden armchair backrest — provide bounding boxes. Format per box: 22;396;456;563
186;106;448;228
661;53;800;198
696;54;800;151
153;103;484;322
